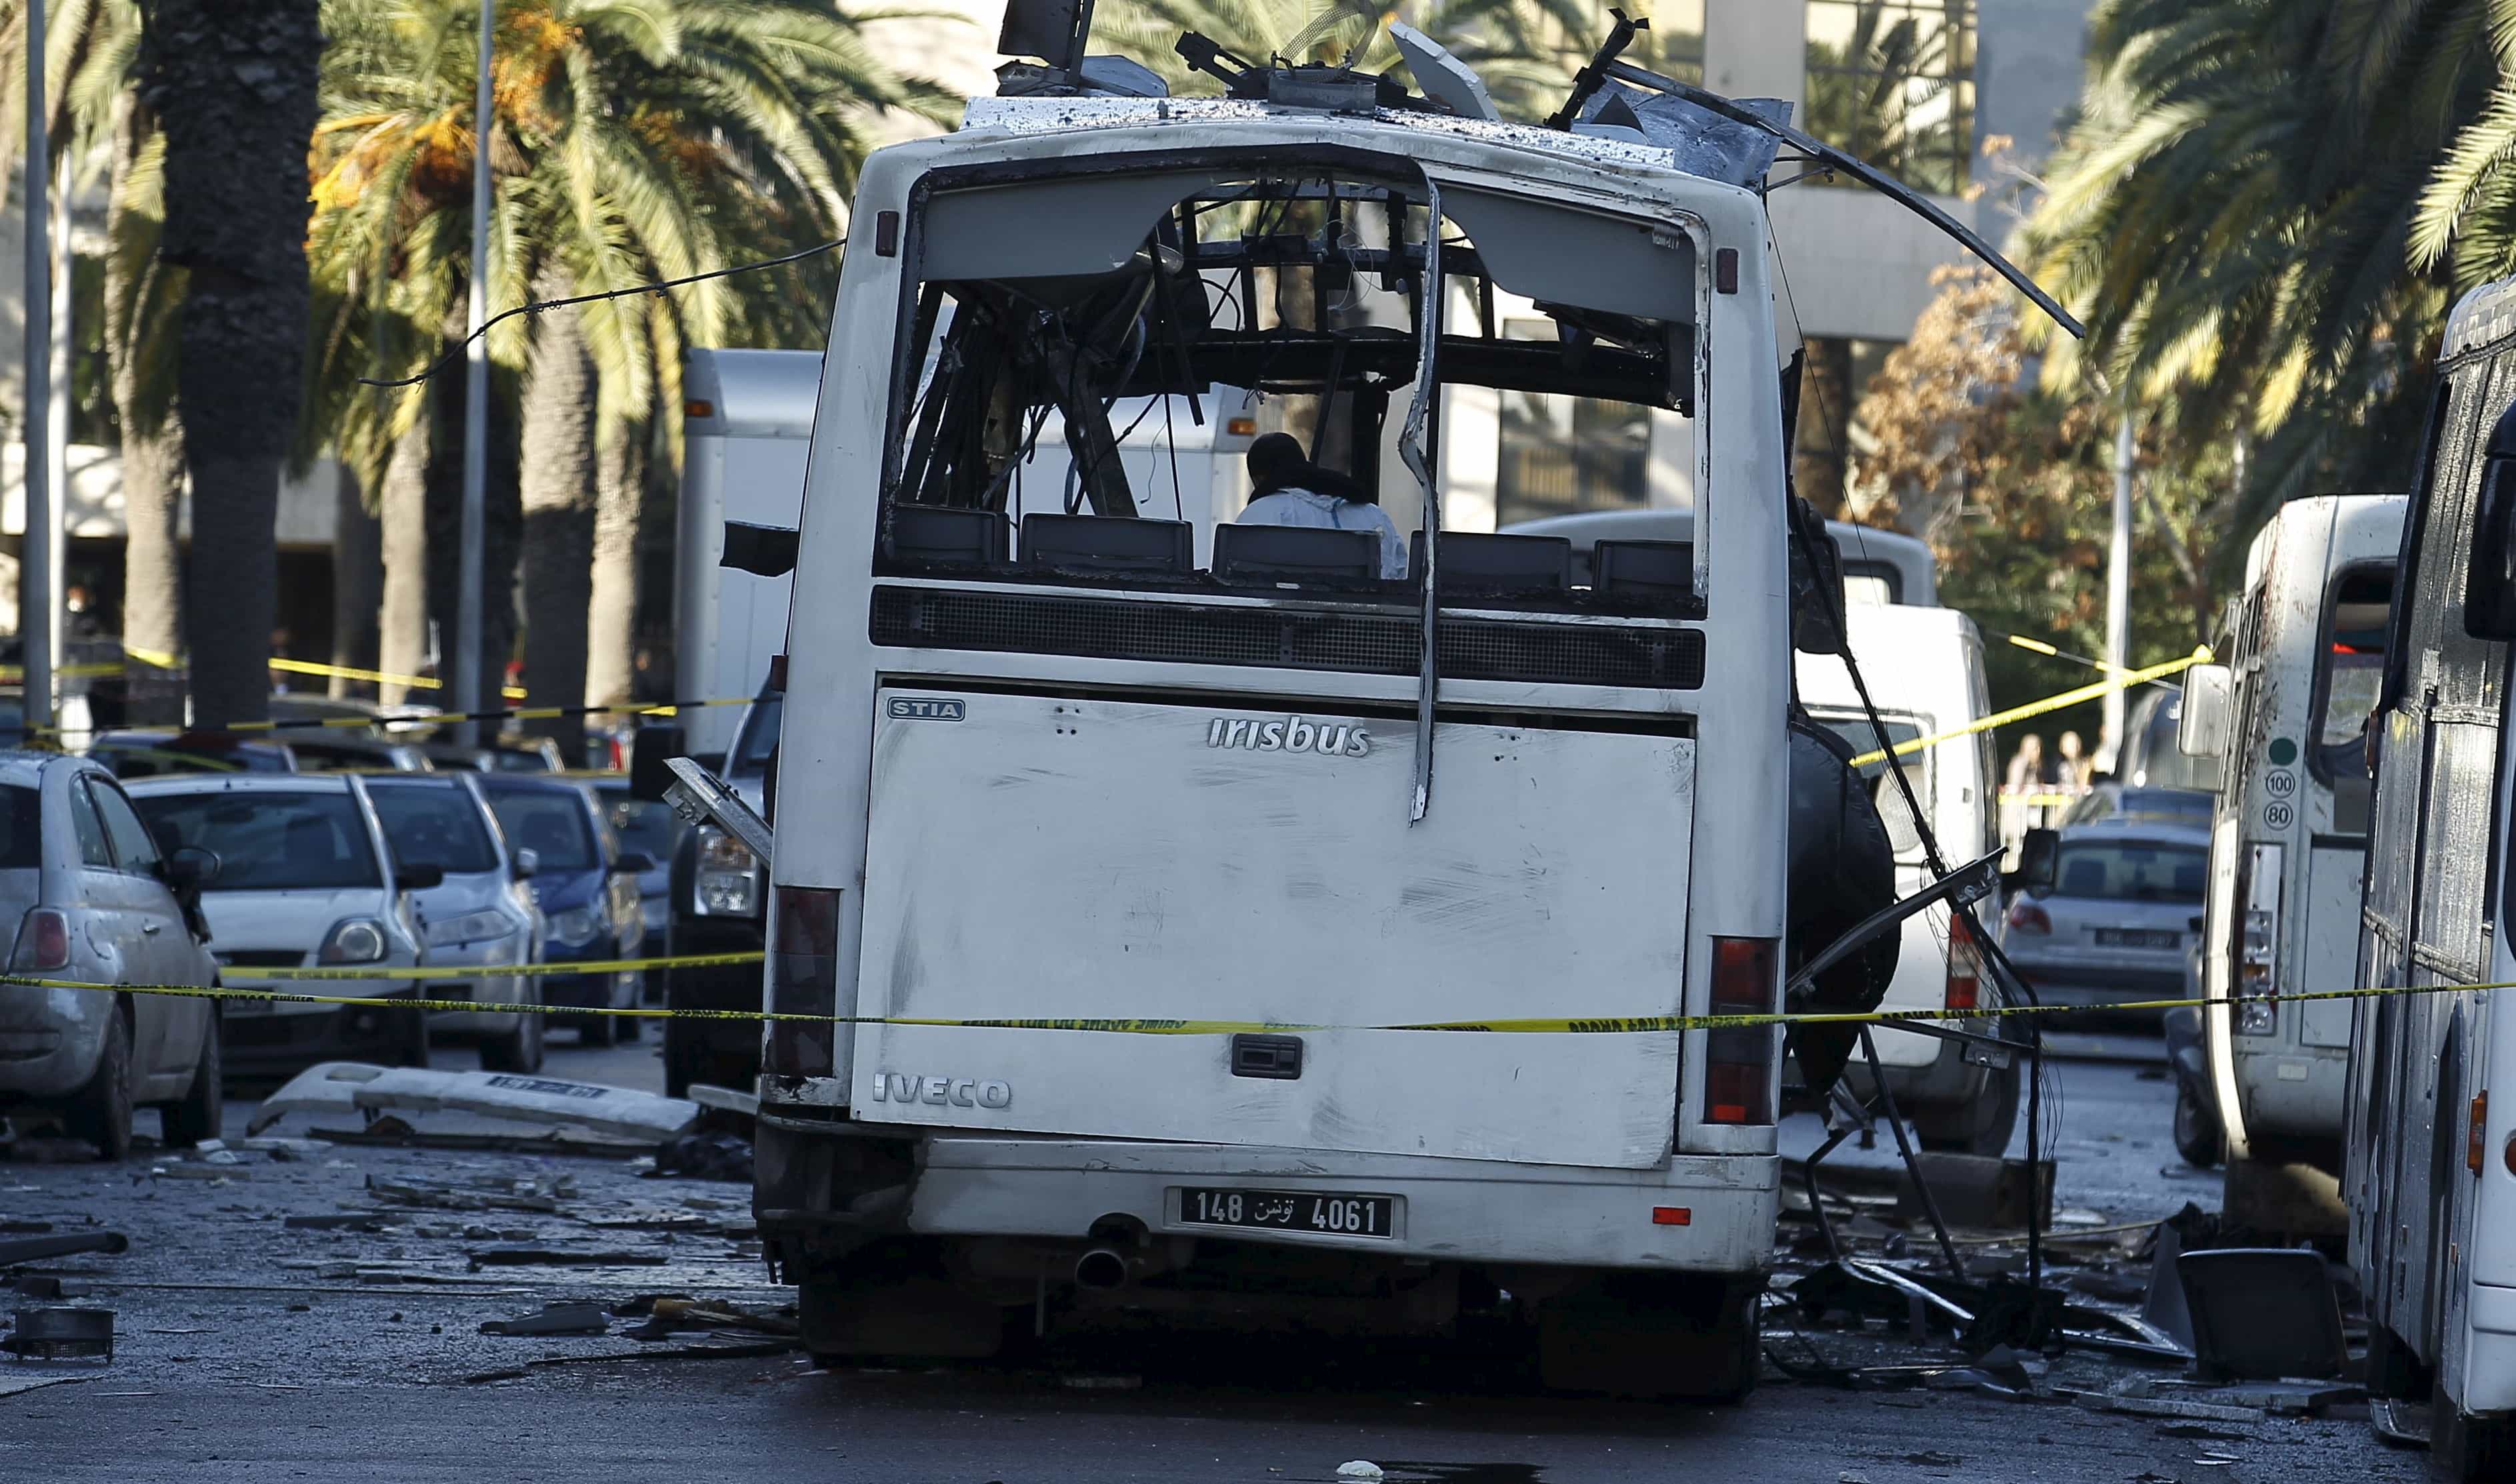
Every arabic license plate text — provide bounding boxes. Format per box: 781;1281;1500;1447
1177;1187;1394;1238
2093;928;2181;949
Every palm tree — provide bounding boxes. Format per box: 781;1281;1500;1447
2017;0;2499;534
301;0;944;739
139;0;323;729
2415;5;2516;289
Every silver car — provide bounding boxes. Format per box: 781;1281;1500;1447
1999;817;2211;1027
0;752;222;1159
363;774;547;1072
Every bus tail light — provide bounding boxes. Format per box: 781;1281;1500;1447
2471;1092;2489;1175
765;885;843;1081
1945;914;1982;1012
2235;842;2283;1037
1703;936;1777;1126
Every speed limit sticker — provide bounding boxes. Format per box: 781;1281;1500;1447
2265;769;2297;799
2265;800;2295;829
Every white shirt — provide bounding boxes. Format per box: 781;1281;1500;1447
1237;487;1407;579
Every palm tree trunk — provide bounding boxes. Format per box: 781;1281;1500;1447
329;468;380;697
517;272;597;760
583;420;643;711
376;417;429;706
103;94;182;720
139;0;322;731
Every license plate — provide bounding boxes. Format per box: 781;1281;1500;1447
2093;928;2181;949
1177;1187;1395;1238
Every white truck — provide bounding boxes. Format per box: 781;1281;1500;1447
2175;493;2402;1233
2345;273;2516;1479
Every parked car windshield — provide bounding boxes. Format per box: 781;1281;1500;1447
601;791;683;867
367;783;500;874
729;695;782;777
0;783;39;869
133;791;383;891
2052;839;2207;904
483;790;599;871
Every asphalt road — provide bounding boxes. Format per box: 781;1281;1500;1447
0;1027;2422;1484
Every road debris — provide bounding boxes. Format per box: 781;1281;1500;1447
0;1231;129;1266
367;1174;574;1214
251;1061;697;1143
1335;1465;1384;1481
2175;1247;2347;1381
469;1249;671;1269
4;1306;114;1361
480;1302;610;1337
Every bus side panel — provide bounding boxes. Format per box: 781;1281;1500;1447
2297;844;2363;1050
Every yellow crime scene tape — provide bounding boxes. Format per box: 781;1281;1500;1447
1845;647;2212;769
3;959;2497;1035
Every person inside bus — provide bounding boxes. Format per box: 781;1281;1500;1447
1235;432;1406;579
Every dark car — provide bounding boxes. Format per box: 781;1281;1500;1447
89;730;299;778
585;774;683;999
475;777;653;1046
421;736;567;774
661;686;779;1096
287;734;434;773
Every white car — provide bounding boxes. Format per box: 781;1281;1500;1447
363;773;547;1073
127;773;435;1078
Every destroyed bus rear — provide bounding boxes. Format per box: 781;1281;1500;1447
745;80;1799;1395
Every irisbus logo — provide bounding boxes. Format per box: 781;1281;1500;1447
1205;715;1372;757
888;697;965;721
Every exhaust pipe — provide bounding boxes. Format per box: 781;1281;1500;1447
1073;1247;1129;1291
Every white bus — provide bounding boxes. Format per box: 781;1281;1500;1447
2176;494;2403;1233
1507;509;2013;1153
751;87;1795;1395
2344;273;2516;1479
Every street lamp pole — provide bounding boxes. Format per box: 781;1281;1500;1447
18;0;52;741
453;0;495;747
2100;405;2134;774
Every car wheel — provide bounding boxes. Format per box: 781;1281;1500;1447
2173;1077;2225;1168
663;1019;701;1099
160;1008;225;1147
579;1011;619;1049
69;1003;135;1162
391;1005;432;1068
479;999;541;1073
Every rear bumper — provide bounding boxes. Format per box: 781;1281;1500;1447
2005;960;2185;1025
0;985;113;1101
755;1117;1777;1275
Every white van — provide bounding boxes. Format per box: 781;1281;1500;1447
2176;494;2403;1233
2342;273;2516;1479
751;91;1796;1397
1508;509;2011;1151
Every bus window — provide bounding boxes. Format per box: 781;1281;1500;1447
2314;564;2394;786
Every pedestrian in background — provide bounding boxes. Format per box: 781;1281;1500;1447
2004;733;2045;791
2056;730;2092;787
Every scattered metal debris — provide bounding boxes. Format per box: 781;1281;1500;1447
0;1231;129;1266
469;1249;671;1269
4;1307;114;1361
251;1061;697;1142
2177;1247;2347;1381
480;1302;611;1337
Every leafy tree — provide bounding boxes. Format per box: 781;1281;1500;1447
1802;0;1971;195
1855;267;2230;740
2415;2;2516;287
2017;0;2498;539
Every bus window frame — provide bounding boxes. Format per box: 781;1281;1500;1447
2306;559;2397;794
